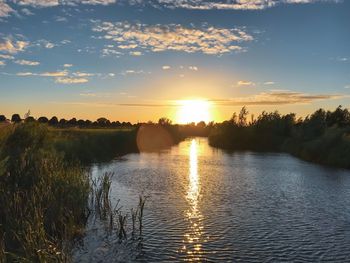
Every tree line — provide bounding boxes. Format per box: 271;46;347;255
0;113;133;128
209;105;350;168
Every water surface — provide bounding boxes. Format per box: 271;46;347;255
73;138;350;262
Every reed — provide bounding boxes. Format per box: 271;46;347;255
130;208;137;237
0;123;90;262
138;196;146;236
117;213;127;239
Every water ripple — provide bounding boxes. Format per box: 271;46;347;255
73;138;350;262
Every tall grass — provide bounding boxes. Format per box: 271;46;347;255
52;128;138;164
0;123;90;262
0;123;149;261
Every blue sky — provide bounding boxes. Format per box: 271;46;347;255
0;0;349;122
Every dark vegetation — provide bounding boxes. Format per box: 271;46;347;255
209;106;350;168
0;113;182;261
0;123;90;261
0;114;186;163
179;121;212;137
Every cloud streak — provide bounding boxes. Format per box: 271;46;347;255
55;76;89;84
15;59;40;66
212;91;343;106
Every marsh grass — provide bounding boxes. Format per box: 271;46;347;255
0;123;90;262
0;123;148;261
53;128;138;164
138;196;146;236
93;172;114;219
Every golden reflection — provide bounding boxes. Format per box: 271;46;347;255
180;139;204;260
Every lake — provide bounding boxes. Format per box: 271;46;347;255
73;137;350;262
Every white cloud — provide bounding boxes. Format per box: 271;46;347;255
0;1;15;17
120;69;147;75
0;54;14;60
162;65;171;70
264;81;275;85
16;72;35;76
129;51;142;56
16;70;69;77
0;38;29;54
55;15;68;22
92;21;253;55
72;71;94;77
63;63;73;67
15;59;40;66
0;0;340;20
189;66;198;71
237;80;255;86
11;0;60;8
149;0;340;10
45;42;55;49
21;8;34;15
337;57;349;62
10;0;117;9
80;92;96;97
55;77;89;84
61;39;71;45
0;61;5;66
40;71;68;77
75;0;117;5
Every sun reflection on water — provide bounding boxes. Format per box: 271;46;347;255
180;139;204;260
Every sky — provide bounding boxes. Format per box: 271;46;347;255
0;0;349;123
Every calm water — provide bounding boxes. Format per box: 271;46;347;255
73;138;350;262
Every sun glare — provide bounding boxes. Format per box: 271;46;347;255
176;99;211;124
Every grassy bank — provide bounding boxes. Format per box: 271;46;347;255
209;106;350;169
0;121;183;261
0;123;90;262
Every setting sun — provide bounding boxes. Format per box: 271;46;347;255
176;99;212;124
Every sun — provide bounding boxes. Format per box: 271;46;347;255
176;99;212;124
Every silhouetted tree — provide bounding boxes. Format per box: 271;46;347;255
11;114;21;123
59;118;67;126
197;121;206;128
38;116;49;123
0;115;6;122
49;116;59;126
97;117;110;127
85;120;92;126
326;105;350;127
77;119;85;127
238;106;249;127
68;118;77;126
158;117;172;126
230;112;238;125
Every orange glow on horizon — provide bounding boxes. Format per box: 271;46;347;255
176;99;212;124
